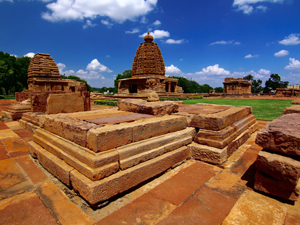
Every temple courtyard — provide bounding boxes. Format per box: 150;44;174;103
0;99;300;225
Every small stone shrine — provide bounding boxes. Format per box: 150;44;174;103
117;32;183;95
223;78;252;95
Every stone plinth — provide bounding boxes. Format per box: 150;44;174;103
223;77;252;95
254;114;300;201
283;105;300;115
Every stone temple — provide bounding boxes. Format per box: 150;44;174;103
117;32;183;95
223;77;252;96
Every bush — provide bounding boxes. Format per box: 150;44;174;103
188;96;203;100
94;99;119;106
0;95;4;99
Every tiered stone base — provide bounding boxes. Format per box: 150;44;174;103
28;109;195;205
177;104;258;165
1;104;31;120
254;114;300;201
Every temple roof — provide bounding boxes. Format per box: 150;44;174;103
27;53;61;79
132;32;165;78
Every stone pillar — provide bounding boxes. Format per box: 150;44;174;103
168;82;171;92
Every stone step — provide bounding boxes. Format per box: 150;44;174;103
33;129;119;181
117;127;195;170
195;115;256;148
70;146;190;205
87;115;188;152
189;123;258;165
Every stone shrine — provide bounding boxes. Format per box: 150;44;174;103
117;32;183;95
223;78;252;95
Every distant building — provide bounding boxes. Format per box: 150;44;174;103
223;78;252;95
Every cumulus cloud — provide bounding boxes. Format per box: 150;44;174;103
24;52;35;58
210;40;240;45
57;63;66;74
165;65;182;74
139;30;170;39
165;39;185;44
245;54;259;58
126;28;140;34
101;19;113;27
279;34;300;45
140;16;148;24
0;0;13;2
258;68;271;75
86;59;112;72
153;20;161;26
42;0;157;23
83;20;97;29
285;58;300;71
195;64;230;76
233;0;285;14
274;50;289;57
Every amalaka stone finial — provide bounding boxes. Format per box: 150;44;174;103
144;31;153;43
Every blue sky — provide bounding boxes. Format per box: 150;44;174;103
1;0;299;88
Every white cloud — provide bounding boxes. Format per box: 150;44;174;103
279;34;300;45
165;65;181;74
24;52;35;58
101;19;113;27
285;58;300;71
139;30;170;39
245;54;259;58
256;5;267;11
57;63;66;74
165;39;185;44
42;0;157;23
236;4;254;14
233;0;285;14
153;20;161;26
274;50;289;57
106;55;110;58
86;59;112;72
195;64;230;76
126;28;140;34
83;20;97;29
210;40;240;45
0;0;13;2
258;68;271;75
140;16;148;24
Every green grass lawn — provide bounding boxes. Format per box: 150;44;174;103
183;98;293;121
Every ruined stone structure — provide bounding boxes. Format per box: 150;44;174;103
117;32;183;95
275;85;300;97
223;78;252;95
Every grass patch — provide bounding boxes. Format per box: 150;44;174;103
0;95;15;100
183;98;293;121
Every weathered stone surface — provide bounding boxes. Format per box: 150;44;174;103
33;128;119;181
31;92;49;112
18;119;27;128
292;99;300;104
195;114;256;148
87;115;187;152
256;150;300;186
35;143;74;187
22;112;45;126
223;77;252;95
117;99;179;115
222;190;287;225
43;115;101;147
256;114;300;156
118;127;195;170
46;93;84;114
283;105;300;114
181;105;250;131
70;146;190;205
147;90;159;102
25;122;39;133
254;170;300;201
27;141;38;158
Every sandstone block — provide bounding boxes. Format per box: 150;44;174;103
254;170;300;201
43;115;101;147
283;105;300;114
117;99;179;115
70;146;190;205
19;119;27;128
292;99;300;104
46;93;85;114
256;114;300;156
256;150;300;186
35;143;74;187
31;92;49;112
27;141;38;158
25;122;39;133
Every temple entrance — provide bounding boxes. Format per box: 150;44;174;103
130;84;138;93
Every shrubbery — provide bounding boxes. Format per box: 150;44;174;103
94;99;119;106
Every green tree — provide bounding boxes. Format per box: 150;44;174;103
243;74;263;93
214;87;224;93
60;74;92;92
114;69;132;93
169;76;212;93
264;74;289;93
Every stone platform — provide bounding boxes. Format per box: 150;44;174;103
176;103;259;165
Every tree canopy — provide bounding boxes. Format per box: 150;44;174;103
243;74;263;93
169;76;213;93
264;74;289;93
60;74;93;92
0;51;31;95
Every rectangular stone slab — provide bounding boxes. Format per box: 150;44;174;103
46;93;85;114
22;112;45;126
178;104;231;115
87;115;187;152
256;114;300;156
195;114;256;148
177;105;251;131
283;105;300;115
70;146;190;205
256;150;300;186
86;113;154;125
254;170;300;201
